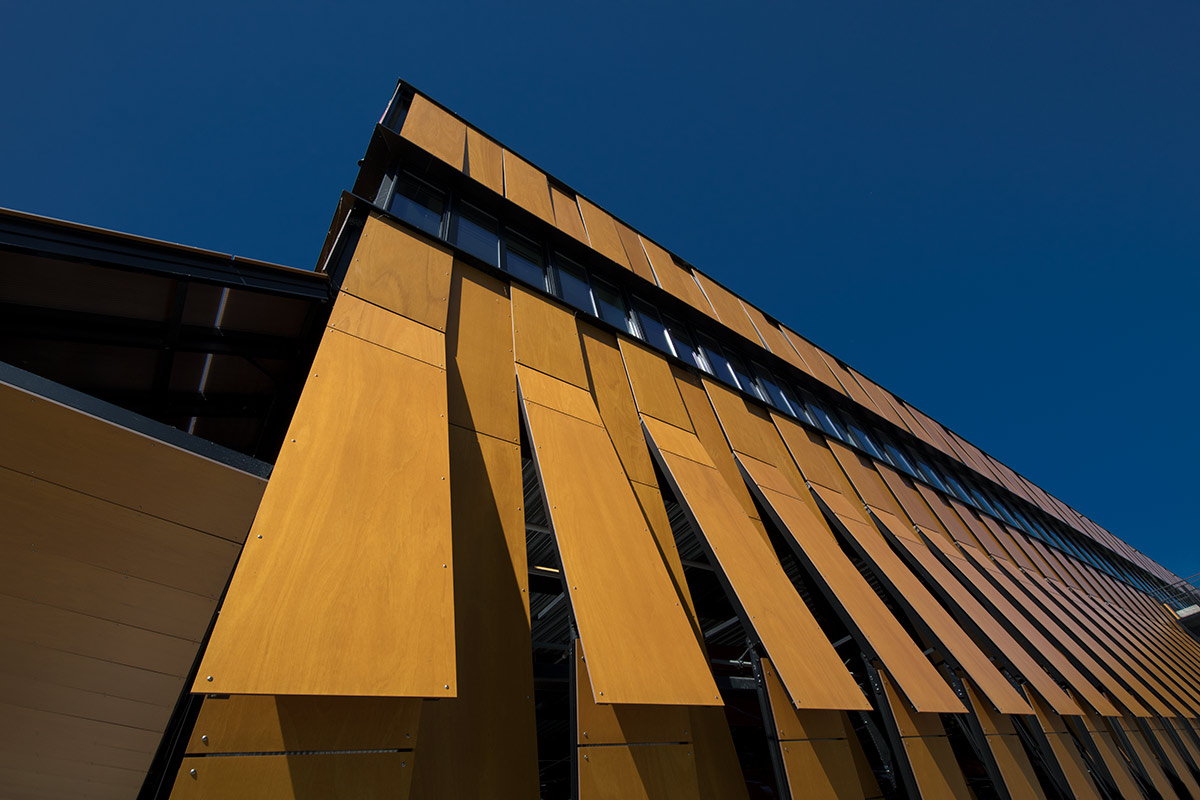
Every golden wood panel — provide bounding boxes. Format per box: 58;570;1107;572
688;706;750;800
691;272;765;345
1148;723;1200;799
185;696;420;754
445;262;518;442
741;461;963;714
772;416;860;500
342;214;454;332
890;535;1082;716
575;642;691;745
409;426;539;797
511;285;590;388
848;368;910;428
502;149;555;223
951;504;1017;562
815;488;1032;715
518;365;603;426
961;679;1049;799
827;442;911;521
171;752;413;800
979;516;1040;572
0;383;265;542
1023;687;1105;800
520;393;719;706
618;338;692;429
400;93;466;169
550;185;589;243
576;197;633;269
876;671;972;800
465;128;503;193
196;330;454;696
818;355;878;409
639;237;716;316
650;443;869;711
760;658;850;740
630;481;699;630
780;740;867;800
327;291;444;368
0;638;180;710
873;464;951;539
577;744;699;800
923;535;1121;717
738;303;806;371
913;484;984;550
703;379;796;470
578;324;658;485
614;220;657;282
1095;715;1180;800
642;415;715;466
778;327;846;392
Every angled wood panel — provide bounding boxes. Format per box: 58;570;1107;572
576;197;632;269
577;744;699;800
445;262;518;442
575;642;691;745
342;213;454;331
1023;687;1104;800
739;303;807;372
779;327;846;392
327;291;444;368
502;149;555;223
877;670;972;800
639;237;716;316
520;385;719;706
578;324;658;486
400;93;466;169
511;285;590;388
691;272;764;345
465;128;503;193
739;456;963;714
960;679;1048;800
518;364;603;425
619;338;692;429
688;706;750;800
196;329;454;696
172;752;413;800
614;220;656;282
648;433;869;711
550;186;589;243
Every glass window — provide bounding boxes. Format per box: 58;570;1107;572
881;437;919;477
665;317;704;370
915;459;950;492
387;173;444;237
726;351;763;400
697;333;737;387
846;419;886;460
449;203;499;266
753;363;793;413
633;297;673;353
967;483;999;516
941;471;975;505
593;278;632;333
784;386;815;426
554;257;593;314
503;231;546;289
808;398;848;441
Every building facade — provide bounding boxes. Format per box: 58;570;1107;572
3;80;1200;799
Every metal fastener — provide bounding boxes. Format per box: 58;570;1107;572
190;768;197;777
444;684;450;689
206;676;213;682
201;735;208;744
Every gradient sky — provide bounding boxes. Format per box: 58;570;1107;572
3;1;1197;581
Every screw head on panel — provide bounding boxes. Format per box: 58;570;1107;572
190;769;197;777
201;735;208;744
206;676;213;682
444;684;450;690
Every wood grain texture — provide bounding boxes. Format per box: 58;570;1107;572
618;338;692;429
171;752;413;800
342;214;454;331
777;327;847;392
409;426;539;798
639;237;716;316
827;441;911;520
400;93;466;169
846;368;909;428
630;480;699;628
578;324;659;486
550;185;590;243
690;272;765;345
0;382;265;541
741;459;964;714
772;415;861;500
877;671;972;800
779;740;867;800
445;261;518;442
502;149;555;223
761;657;851;740
326;291;444;368
650;441;870;711
1025;685;1105;800
575;641;691;745
576;197;632;269
819;354;878;409
688;706;750;800
521;392;719;706
465;128;503;193
518;364;603;425
185;696;420;754
703;379;795;471
874;463;951;538
511;285;590;388
196;330;454;696
961;679;1049;800
614;220;657;282
738;302;807;371
577;744;699;800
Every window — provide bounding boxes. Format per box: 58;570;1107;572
665;316;704;370
554;257;593;314
387;173;445;236
633;297;673;354
845;418;886;460
880;436;918;477
503;231;546;289
697;333;736;387
592;277;632;333
726;351;763;400
754;363;794;415
915;459;950;492
807;398;849;441
449;202;500;266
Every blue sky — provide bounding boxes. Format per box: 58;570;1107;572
3;1;1197;580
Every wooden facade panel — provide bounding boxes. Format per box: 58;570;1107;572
704;379;795;471
877;671;972;798
408;428;539;798
778;327;846;392
446;261;518;442
518;365;603;426
327;291;444;368
511;285;590;389
172;752;413;800
760;657;848;740
818;354;877;409
577;744;699;800
0;637;180;709
0;382;265;542
772;415;860;500
739;303;807;371
0;754;141;799
961;680;1049;799
691;272;764;345
0;671;171;734
465;128;504;193
743;466;964;714
618;338;692;430
521;395;719;706
630;480;698;626
642;415;714;466
196;330;454;696
614;220;657;282
578;324;658;485
651;444;869;711
575;642;691;745
550;185;590;243
827;442;909;519
639;236;716;316
342;214;454;331
688;706;750;800
0;702;160;774
186;696;420;754
576;197;632;269
502;149;555;223
400;93;466;169
780;740;867;800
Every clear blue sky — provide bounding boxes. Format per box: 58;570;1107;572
3;1;1197;581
